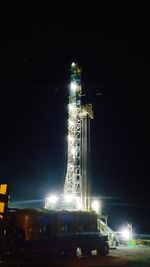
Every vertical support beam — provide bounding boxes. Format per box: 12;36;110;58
81;105;93;211
81;116;88;210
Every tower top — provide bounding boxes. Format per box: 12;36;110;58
71;62;81;74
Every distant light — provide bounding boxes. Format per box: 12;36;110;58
121;228;130;240
47;195;58;204
70;82;77;92
64;194;74;203
91;200;100;213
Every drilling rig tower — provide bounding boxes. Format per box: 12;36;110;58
64;62;93;211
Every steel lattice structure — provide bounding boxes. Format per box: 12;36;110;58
64;63;82;198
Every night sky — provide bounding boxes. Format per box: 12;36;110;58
0;18;150;233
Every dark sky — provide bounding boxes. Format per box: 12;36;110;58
0;17;150;232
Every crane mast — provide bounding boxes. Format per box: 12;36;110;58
64;62;93;211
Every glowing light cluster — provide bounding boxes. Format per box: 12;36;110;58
64;194;74;203
117;224;133;241
45;194;83;210
91;200;100;213
47;195;58;204
121;229;130;240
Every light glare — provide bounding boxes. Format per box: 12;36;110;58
91;200;99;213
64;194;74;202
121;229;130;240
47;195;58;204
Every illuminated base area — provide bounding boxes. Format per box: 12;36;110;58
45;194;101;214
45;194;82;211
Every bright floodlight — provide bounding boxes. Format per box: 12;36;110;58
71;62;76;67
121;228;130;240
64;194;74;203
70;82;77;92
91;200;99;213
47;195;58;204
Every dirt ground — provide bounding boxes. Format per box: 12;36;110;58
1;245;150;267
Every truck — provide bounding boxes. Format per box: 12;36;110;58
1;208;109;259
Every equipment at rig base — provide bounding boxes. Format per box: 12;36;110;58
0;208;109;258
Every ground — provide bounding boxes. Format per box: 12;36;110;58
0;245;150;266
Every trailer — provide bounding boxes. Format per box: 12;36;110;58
1;208;109;258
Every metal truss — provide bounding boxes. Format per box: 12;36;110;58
64;63;82;197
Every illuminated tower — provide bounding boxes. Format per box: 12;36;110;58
64;63;82;199
64;63;93;211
